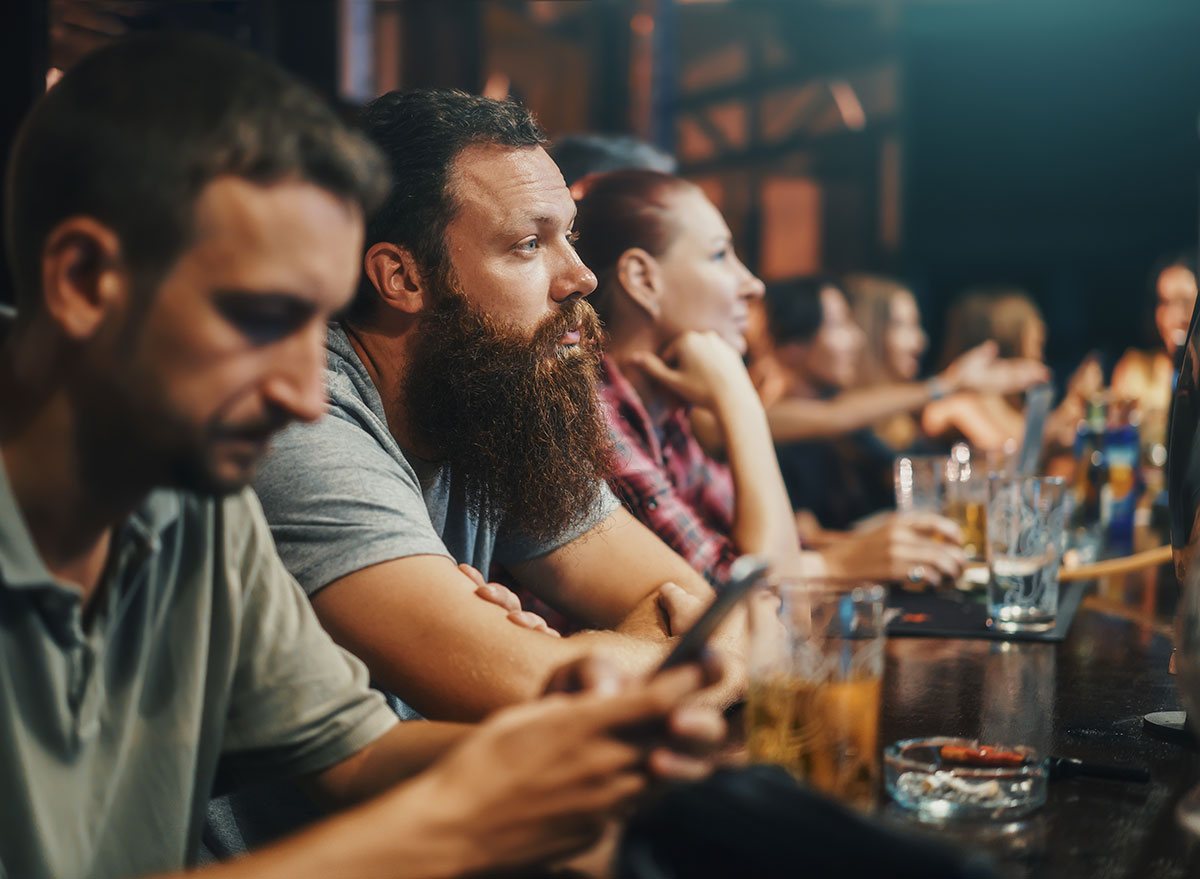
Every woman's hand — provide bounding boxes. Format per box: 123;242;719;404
940;341;1049;396
625;331;753;411
820;512;966;586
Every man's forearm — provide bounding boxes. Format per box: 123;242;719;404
566;627;672;676
176;772;475;879
302;720;473;808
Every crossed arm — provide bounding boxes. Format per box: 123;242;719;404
309;506;718;721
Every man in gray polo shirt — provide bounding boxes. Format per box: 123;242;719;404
0;33;723;879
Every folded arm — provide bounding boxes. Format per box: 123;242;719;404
310;508;714;721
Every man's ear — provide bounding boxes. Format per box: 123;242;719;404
615;247;663;320
40;217;129;341
363;242;430;315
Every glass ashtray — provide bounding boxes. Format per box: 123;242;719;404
884;736;1047;821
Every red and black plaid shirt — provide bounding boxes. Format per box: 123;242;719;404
599;357;738;584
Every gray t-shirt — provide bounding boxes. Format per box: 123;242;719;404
254;323;619;603
206;327;617;859
0;465;396;879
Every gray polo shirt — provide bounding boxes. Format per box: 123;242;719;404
0;462;397;879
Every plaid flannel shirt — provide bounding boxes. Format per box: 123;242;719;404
599;357;738;585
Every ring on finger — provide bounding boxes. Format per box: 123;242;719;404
907;565;929;584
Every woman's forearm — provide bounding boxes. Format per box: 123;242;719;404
765;381;939;442
711;380;802;567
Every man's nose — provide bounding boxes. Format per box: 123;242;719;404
551;245;598;302
263;323;328;425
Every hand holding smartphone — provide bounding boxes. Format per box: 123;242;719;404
655;555;770;674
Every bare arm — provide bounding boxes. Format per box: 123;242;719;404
922;393;1023;451
506;505;716;638
310;546;678;722
170;662;726;879
767;383;939;441
766;342;1048;443
298;719;471;807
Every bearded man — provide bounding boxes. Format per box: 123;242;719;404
242;89;734;728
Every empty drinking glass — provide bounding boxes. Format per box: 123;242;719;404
986;476;1070;633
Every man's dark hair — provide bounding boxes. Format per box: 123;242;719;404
765;275;839;345
353;88;546;319
5;32;390;313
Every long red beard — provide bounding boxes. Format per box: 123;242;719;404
403;286;614;541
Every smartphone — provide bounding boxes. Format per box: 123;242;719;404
655;554;771;674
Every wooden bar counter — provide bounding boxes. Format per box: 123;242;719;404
879;586;1200;878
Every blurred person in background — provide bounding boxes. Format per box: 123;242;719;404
767;277;896;531
755;279;1046;447
844;273;1058;454
1111;250;1199;451
844;274;936;452
762;278;1046;533
549;132;677;190
573;170;966;588
926;286;1099;453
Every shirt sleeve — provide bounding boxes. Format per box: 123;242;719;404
216;490;398;785
253;407;453;596
492;480;621;565
605;422;739;585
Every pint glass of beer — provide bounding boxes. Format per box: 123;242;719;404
746;579;886;811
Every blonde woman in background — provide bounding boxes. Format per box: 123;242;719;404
844;274;938;452
924;287;1101;453
754;279;1048;447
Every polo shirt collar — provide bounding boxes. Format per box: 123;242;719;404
0;455;54;591
0;456;182;593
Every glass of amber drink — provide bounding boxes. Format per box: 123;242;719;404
745;578;887;811
943;444;989;562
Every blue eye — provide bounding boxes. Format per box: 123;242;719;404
713;248;729;261
516;238;539;252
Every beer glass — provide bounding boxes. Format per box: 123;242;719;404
746;579;887;811
894;454;946;514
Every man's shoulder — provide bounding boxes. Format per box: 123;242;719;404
260;369;418;487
